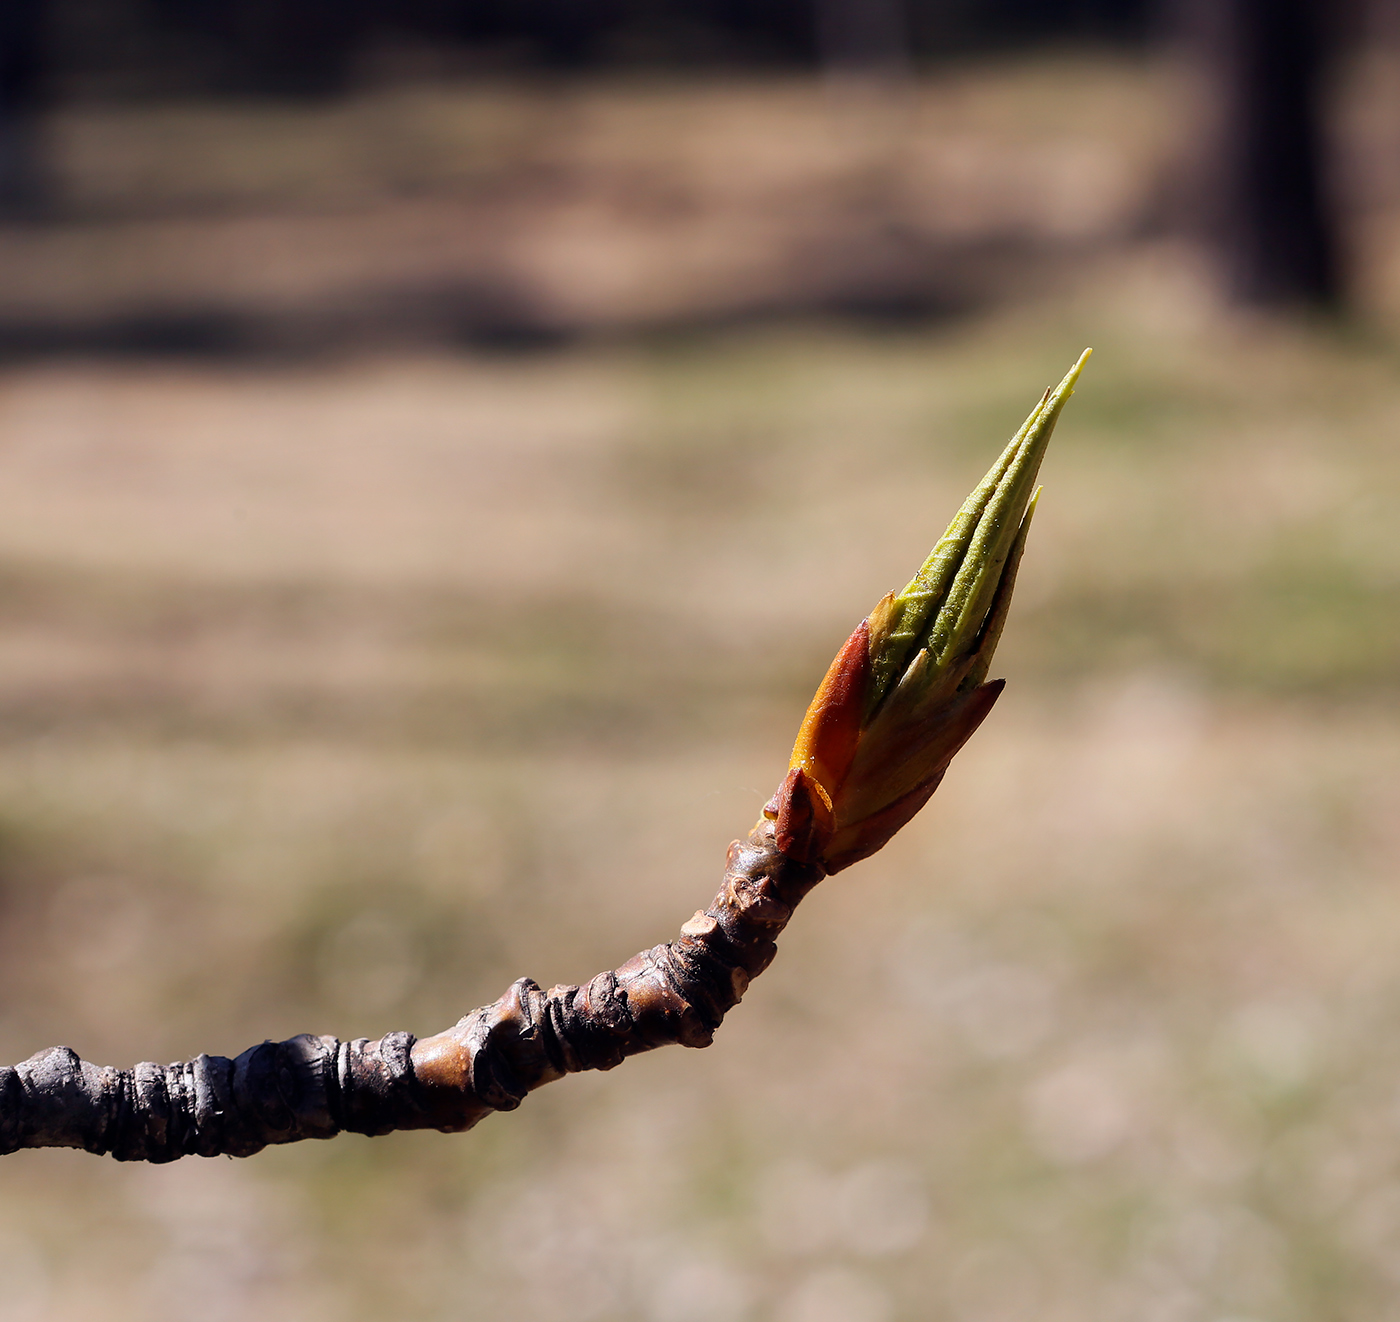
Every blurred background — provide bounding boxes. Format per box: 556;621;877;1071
3;2;1400;1320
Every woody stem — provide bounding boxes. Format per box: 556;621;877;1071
0;816;823;1163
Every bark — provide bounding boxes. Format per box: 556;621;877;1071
0;0;46;217
1;815;824;1162
1179;0;1342;307
814;0;911;77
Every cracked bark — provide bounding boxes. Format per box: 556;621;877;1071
0;815;822;1163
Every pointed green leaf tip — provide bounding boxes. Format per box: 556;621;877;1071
866;347;1090;716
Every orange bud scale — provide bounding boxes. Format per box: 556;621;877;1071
787;618;872;800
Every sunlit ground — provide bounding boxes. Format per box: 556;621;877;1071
3;53;1400;1322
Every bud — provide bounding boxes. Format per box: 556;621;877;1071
766;349;1090;871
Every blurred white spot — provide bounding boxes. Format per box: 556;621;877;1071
835;1162;929;1258
1063;671;1208;847
136;1161;303;1322
1173;1120;1254;1187
413;807;506;897
1346;1183;1400;1280
0;1230;50;1322
754;1161;840;1255
776;1268;890;1322
1134;1283;1202;1322
1025;1060;1132;1165
755;1160;929;1259
1166;1208;1232;1279
1220;999;1321;1094
484;1180;629;1321
892;928;1057;1060
318;909;419;1012
49;874;150;971
1130;1204;1281;1297
938;963;1056;1059
648;1256;752;1322
945;1244;1041;1320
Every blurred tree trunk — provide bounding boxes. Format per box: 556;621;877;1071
0;0;46;217
1181;0;1341;307
814;0;911;77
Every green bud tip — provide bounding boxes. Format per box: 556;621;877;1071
867;347;1090;717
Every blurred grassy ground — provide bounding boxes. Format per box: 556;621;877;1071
0;55;1179;347
3;51;1400;1322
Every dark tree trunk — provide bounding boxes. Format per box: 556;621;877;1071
1185;0;1341;307
0;0;46;217
814;0;911;77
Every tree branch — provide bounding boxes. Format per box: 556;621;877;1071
0;352;1088;1165
0;817;821;1162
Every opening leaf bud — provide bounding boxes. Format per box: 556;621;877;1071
768;349;1090;871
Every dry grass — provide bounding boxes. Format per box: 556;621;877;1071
3;53;1400;1322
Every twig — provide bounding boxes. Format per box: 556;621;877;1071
0;350;1089;1163
0;818;817;1161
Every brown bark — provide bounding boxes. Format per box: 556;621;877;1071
1;807;825;1163
0;0;46;217
1178;0;1342;307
